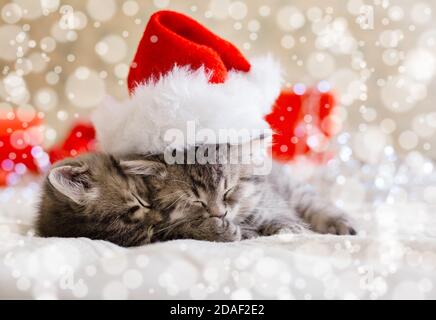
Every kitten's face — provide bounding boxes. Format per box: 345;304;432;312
145;158;260;224
142;141;267;226
52;154;161;219
38;153;165;246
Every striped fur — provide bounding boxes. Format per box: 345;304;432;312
36;150;355;247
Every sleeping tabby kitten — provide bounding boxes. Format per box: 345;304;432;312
36;145;356;247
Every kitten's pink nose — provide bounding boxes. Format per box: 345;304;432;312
208;202;228;218
210;209;228;218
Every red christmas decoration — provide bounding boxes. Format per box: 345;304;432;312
48;122;96;164
0;113;43;186
266;87;337;162
0;117;96;186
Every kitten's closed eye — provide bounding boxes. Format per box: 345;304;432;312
127;206;141;215
193;200;207;208
123;205;148;223
133;194;151;209
223;186;237;201
124;195;151;223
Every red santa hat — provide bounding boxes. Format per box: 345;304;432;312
92;10;282;155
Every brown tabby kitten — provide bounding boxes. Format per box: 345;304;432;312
36;147;356;247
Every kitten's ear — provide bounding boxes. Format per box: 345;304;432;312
48;165;91;204
120;160;167;178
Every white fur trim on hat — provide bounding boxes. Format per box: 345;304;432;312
91;56;282;155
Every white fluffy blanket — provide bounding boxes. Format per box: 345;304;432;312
1;172;436;300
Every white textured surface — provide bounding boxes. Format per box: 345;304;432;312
1;171;436;300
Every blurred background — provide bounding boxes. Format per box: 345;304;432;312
1;0;436;163
2;2;436;301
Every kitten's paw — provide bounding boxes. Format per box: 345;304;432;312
203;217;241;242
329;216;357;235
277;223;310;235
259;218;308;237
224;221;241;241
313;215;357;235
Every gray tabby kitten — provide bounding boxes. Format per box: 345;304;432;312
36;145;356;247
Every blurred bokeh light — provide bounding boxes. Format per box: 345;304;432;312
1;0;436;161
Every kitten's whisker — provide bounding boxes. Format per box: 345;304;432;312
154;222;182;234
154;215;197;235
163;193;185;209
153;191;184;201
169;179;194;188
